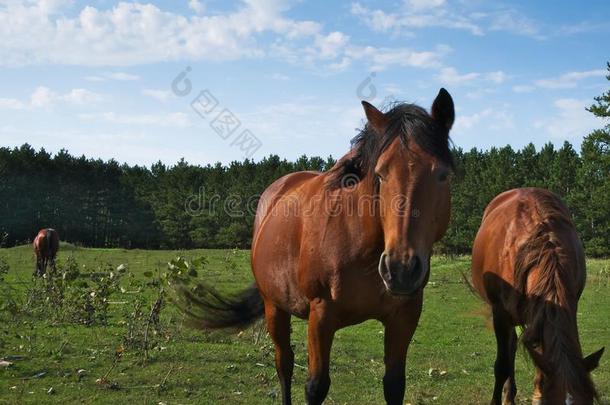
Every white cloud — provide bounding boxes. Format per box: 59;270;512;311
0;1;282;65
30;86;102;107
488;10;543;39
0;86;102;110
453;107;514;135
0;97;26;110
188;0;205;15
315;31;350;59
512;84;535;93
351;2;483;36
84;72;140;82
348;44;449;71
437;67;480;86
437;67;507;86
0;1;327;67
271;31;448;72
269;72;290;81
454;108;492;132
328;57;351;71
405;0;446;11
486;71;507;84
142;89;173;102
351;3;483;35
0;1;446;74
557;21;610;36
382;83;403;95
534;98;604;142
350;3;397;32
30;86;56;108
79;111;191;127
106;72;140;81
534;69;607;89
512;69;607;93
84;75;106;82
63;88;103;105
351;2;543;38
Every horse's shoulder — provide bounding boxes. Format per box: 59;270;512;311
261;171;321;201
254;171;321;230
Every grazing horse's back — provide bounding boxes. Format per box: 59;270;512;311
33;228;59;277
472;188;585;304
471;188;603;404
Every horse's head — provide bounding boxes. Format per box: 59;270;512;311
529;345;604;405
361;89;454;296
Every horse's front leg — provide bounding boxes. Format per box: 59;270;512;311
382;295;423;405
34;257;43;277
305;298;336;405
491;307;517;405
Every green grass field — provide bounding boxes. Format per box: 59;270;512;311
0;245;608;404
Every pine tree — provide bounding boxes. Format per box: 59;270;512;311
587;62;610;119
574;61;610;256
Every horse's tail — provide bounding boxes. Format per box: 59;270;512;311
178;283;264;330
459;266;478;296
45;229;53;258
515;221;598;401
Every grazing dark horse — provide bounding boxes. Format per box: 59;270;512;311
33;228;59;277
471;188;604;405
182;89;455;404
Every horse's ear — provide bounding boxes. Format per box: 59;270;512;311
361;101;386;136
583;347;604;372
431;88;455;131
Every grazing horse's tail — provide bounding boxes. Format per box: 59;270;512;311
179;283;264;330
46;229;53;258
514;217;598;401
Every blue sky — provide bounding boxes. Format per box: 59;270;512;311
0;0;608;165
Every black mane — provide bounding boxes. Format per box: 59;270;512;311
326;102;454;189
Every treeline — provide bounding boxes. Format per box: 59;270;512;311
446;132;609;256
0;132;608;256
0;146;333;250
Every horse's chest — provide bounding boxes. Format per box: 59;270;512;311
329;265;386;307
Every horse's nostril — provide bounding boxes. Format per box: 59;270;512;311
378;253;392;281
379;253;426;292
407;256;421;274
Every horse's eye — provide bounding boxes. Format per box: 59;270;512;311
375;173;384;183
438;171;449;182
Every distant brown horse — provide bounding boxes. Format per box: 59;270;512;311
33;228;59;277
182;89;455;404
471;188;604;405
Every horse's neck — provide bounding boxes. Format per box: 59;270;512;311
331;177;384;253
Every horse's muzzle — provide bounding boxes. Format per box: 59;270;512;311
378;253;426;296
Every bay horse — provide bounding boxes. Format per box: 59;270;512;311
182;89;455;404
471;188;604;405
33;228;59;277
